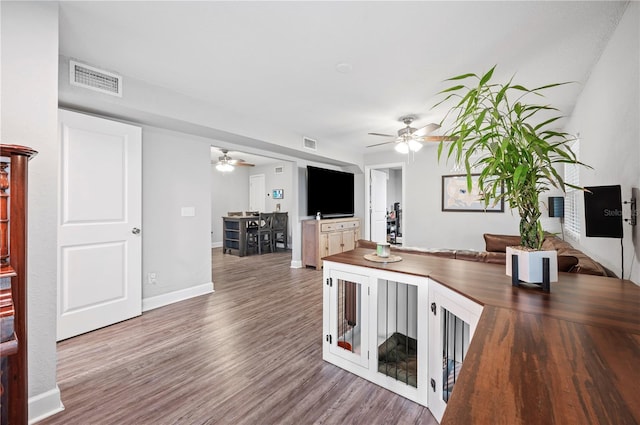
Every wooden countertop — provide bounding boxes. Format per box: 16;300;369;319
323;248;640;424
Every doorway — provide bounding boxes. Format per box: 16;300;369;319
249;173;266;212
57;109;142;340
365;163;405;246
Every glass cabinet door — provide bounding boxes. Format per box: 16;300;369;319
327;269;369;368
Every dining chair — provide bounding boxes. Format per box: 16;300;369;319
245;211;260;231
257;212;274;254
271;212;288;251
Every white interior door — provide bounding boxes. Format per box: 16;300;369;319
57;109;142;340
370;169;387;243
249;174;265;212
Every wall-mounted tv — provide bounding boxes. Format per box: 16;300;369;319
307;166;354;218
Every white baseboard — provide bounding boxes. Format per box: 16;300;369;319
142;282;214;312
290;260;302;268
211;241;222;248
29;385;64;424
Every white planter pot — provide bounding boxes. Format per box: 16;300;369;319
505;246;558;284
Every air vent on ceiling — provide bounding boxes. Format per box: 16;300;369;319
303;136;317;151
70;60;122;97
274;166;284;174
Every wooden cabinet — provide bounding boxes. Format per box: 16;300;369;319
302;217;360;269
0;144;37;425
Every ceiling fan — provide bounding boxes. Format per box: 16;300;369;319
214;149;255;172
367;115;452;153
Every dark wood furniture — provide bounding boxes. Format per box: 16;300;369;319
0;144;37;425
223;213;287;256
255;213;273;255
323;247;640;424
222;216;254;257
271;212;288;251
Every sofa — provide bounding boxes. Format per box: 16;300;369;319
356;233;616;277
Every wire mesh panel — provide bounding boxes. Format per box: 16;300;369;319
377;280;418;387
441;307;470;402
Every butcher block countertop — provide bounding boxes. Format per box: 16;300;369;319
323;248;640;425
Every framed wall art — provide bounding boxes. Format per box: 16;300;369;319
442;174;504;212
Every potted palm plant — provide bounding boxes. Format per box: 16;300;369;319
434;66;588;284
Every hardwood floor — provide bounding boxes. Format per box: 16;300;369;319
39;248;436;425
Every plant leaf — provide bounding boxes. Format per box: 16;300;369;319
438;85;466;94
446;73;477;81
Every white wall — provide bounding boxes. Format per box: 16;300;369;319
365;150;521;251
255;162;293;215
565;2;639;283
1;1;63;420
141;127;213;299
211;165;251;245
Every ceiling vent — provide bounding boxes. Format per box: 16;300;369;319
70;60;122;97
303;136;317;151
274;166;284;174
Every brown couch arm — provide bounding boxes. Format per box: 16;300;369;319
483;233;521;252
356;239;377;250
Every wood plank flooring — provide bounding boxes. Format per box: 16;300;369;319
39;248;436;425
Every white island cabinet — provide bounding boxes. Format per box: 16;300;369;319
322;260;482;422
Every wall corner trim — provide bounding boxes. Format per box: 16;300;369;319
29;385;64;424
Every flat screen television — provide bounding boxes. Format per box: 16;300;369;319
306;166;354;218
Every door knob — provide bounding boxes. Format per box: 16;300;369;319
132;227;141;235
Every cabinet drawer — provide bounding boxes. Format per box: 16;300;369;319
321;220;359;232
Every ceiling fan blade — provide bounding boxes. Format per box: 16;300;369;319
368;132;396;138
417;135;456;142
366;140;396;148
235;162;255;167
411;123;441;137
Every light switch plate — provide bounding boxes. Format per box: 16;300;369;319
181;207;195;217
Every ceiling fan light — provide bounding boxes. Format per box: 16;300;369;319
395;141;409;154
216;162;234;172
408;139;423;152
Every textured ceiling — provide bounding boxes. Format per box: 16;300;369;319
58;1;628;156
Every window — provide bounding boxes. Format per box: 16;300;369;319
564;141;580;240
